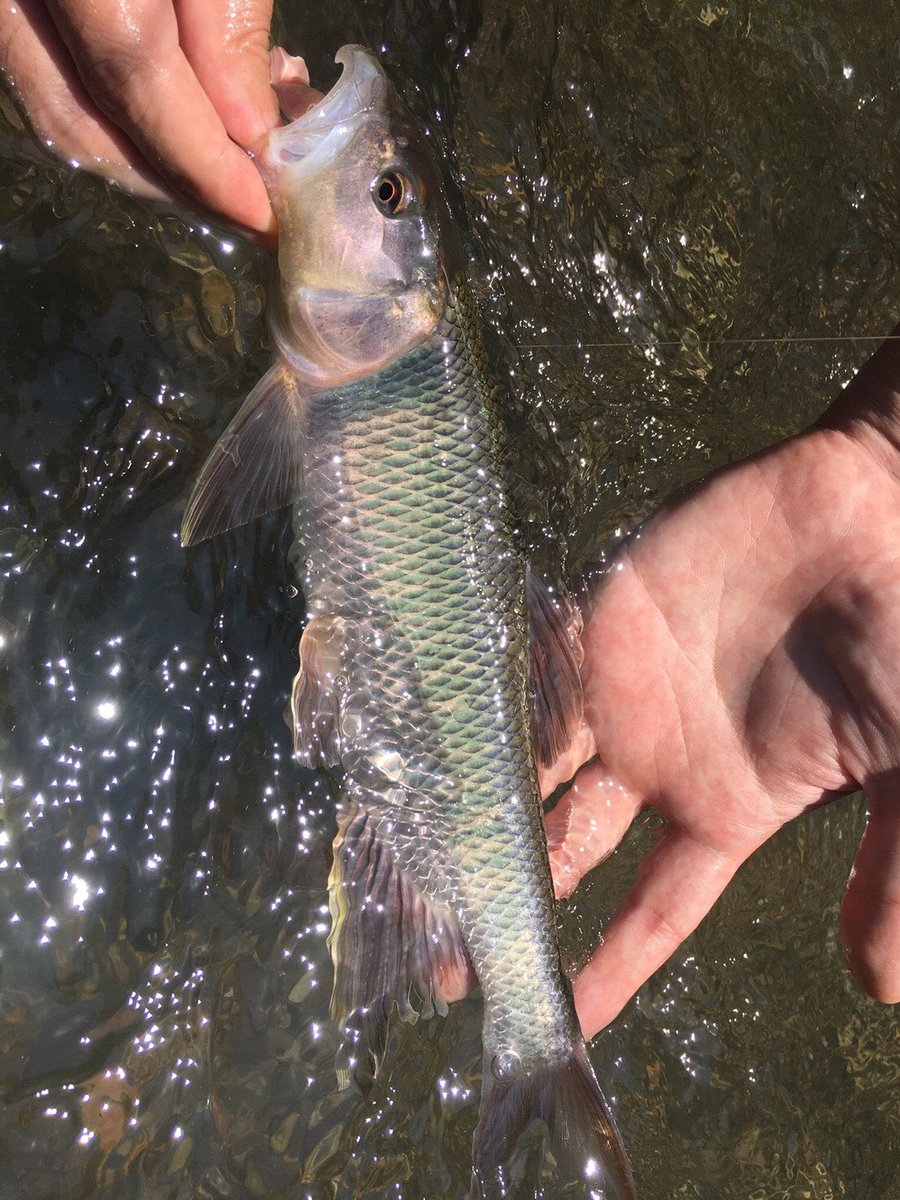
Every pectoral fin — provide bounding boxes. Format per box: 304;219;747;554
181;362;306;546
328;793;472;1087
527;568;585;768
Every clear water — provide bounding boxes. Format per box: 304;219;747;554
1;1;897;1197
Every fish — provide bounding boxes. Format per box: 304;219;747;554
181;44;636;1199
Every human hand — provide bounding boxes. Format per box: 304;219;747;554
0;0;278;234
542;331;900;1039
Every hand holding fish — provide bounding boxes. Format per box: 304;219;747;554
538;330;900;1040
0;0;277;233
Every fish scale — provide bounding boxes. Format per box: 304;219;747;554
299;293;577;1067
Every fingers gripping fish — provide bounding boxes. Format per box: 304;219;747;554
181;45;636;1199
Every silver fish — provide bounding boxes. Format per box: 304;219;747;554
182;45;635;1199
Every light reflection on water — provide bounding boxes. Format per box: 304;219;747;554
1;1;897;1197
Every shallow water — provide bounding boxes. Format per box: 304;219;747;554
0;1;897;1197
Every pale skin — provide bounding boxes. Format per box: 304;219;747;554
0;0;278;234
2;6;897;1037
535;331;900;1037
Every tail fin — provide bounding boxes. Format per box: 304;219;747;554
473;1044;636;1199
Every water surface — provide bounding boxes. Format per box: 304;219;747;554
1;1;897;1197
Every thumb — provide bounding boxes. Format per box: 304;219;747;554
839;789;900;1003
177;0;279;147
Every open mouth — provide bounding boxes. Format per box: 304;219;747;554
269;47;324;122
257;45;390;183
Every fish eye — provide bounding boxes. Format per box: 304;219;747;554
373;171;414;217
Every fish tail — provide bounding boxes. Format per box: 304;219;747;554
473;1043;636;1199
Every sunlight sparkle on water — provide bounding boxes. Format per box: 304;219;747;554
69;874;90;909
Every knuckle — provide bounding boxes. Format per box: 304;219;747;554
224;21;270;59
219;1;273;56
0;26;19;72
85;43;154;107
70;10;170;111
40;106;92;159
643;900;692;956
0;9;35;84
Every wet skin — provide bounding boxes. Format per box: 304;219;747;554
529;330;900;1036
0;0;277;234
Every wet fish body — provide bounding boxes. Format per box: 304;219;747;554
183;46;635;1198
299;295;579;1065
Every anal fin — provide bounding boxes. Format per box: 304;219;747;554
328;797;471;1087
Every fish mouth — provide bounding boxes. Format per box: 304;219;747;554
256;45;390;186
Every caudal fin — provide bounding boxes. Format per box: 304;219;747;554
473;1045;636;1199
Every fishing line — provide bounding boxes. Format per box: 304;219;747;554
515;334;899;350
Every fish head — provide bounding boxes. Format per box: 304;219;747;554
256;46;455;388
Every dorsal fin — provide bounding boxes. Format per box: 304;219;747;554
181;362;306;546
527;568;585;768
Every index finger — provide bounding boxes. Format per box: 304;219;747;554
46;0;275;232
573;829;750;1039
175;0;277;147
